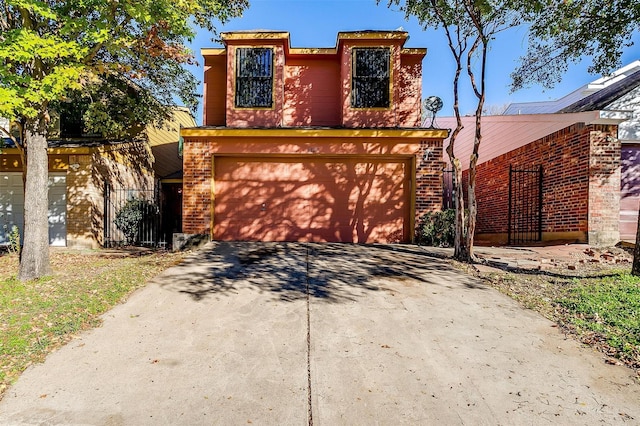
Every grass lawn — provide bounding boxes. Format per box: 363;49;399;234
481;265;640;374
0;249;184;397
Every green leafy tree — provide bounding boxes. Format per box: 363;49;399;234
386;0;521;262
0;0;247;280
511;0;640;91
512;0;640;275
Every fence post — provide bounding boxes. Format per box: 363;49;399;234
103;182;111;248
508;165;512;245
538;164;543;242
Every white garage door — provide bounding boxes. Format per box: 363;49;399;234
0;172;67;246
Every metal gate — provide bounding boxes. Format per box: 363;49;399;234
508;165;543;245
442;166;454;210
103;184;162;248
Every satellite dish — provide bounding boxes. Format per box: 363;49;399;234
424;96;443;128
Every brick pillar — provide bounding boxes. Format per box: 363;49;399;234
588;125;621;246
182;139;212;236
415;139;444;219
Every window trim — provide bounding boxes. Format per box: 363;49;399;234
234;47;275;109
350;47;392;110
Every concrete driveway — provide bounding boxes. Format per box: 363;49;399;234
1;242;639;425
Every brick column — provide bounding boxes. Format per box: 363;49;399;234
182;139;212;236
415;139;444;218
588;124;621;246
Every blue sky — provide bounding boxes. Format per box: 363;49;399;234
186;0;640;124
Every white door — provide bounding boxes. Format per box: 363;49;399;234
0;173;25;245
0;172;67;246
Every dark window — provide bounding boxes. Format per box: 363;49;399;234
235;48;274;108
351;48;390;108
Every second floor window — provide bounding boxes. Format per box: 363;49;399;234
235;48;273;108
351;48;391;108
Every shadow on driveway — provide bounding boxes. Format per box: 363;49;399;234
158;242;484;303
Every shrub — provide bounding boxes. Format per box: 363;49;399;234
114;198;158;245
416;209;456;247
7;225;20;254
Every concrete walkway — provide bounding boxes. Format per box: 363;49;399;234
0;242;638;425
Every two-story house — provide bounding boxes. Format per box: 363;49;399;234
181;30;448;243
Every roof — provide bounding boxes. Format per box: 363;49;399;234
560;69;640;112
205;30;425;58
435;110;631;170
504;60;640;115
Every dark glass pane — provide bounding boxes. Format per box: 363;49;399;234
235;48;273;108
352;48;390;108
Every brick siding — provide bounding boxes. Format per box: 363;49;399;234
415;140;444;218
467;123;620;245
182;139;212;235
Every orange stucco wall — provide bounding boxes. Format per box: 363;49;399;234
284;57;341;126
203;55;226;126
202;32;425;128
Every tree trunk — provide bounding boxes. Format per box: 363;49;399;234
632;207;640;276
465;158;477;262
18;116;51;281
451;158;469;260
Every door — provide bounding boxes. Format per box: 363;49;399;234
213;156;411;243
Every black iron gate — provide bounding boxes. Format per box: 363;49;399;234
508;165;543;245
442;166;454;210
103;183;162;248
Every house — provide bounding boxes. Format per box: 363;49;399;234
180;30;447;243
437;61;640;246
0;107;193;249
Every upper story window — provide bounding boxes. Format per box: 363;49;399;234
235;48;274;108
351;48;391;108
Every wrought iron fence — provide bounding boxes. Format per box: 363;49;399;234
103;183;162;248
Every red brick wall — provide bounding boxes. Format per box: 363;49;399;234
416;139;444;218
182;140;212;235
468;123;620;244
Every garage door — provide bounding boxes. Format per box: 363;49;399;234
620;146;639;241
0;172;67;246
0;173;25;245
214;156;411;243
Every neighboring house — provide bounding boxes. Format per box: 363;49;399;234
505;60;640;242
180;30;448;243
437;61;640;246
0;107;191;248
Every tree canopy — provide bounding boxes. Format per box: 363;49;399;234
0;0;248;281
0;0;247;133
511;0;640;91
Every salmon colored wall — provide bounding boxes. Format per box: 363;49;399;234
204;136;423;156
202;32;425;129
399;55;423;127
283;58;340;126
203;55;226;126
225;42;286;127
340;40;403;128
